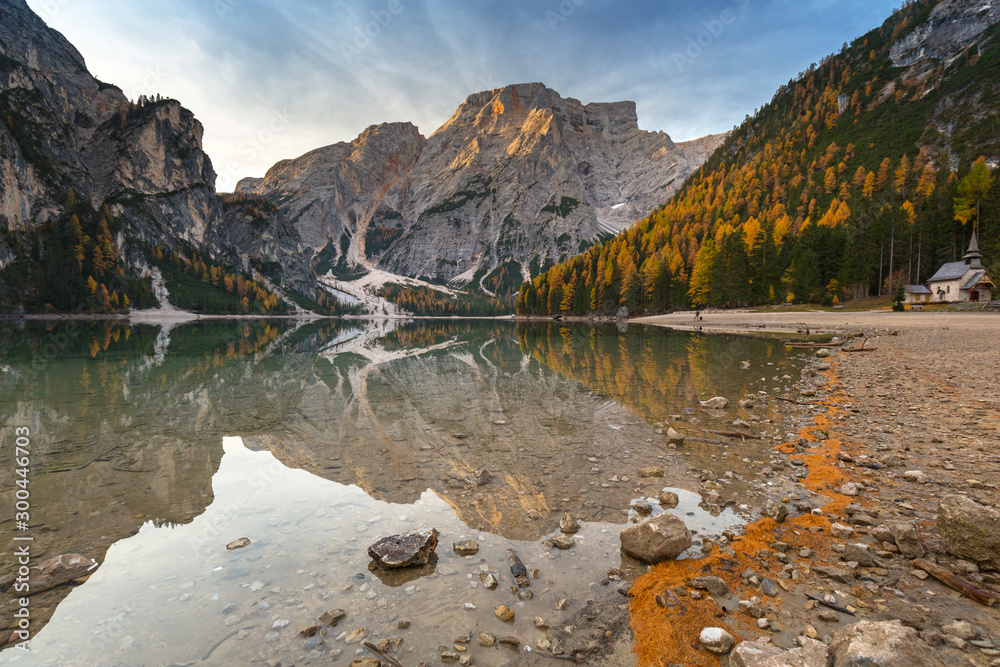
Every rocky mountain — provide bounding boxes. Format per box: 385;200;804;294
522;0;1000;316
239;83;726;294
0;0;318;312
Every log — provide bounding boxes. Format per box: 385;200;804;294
777;396;821;406
911;558;998;607
804;591;856;616
701;429;762;440
363;641;406;667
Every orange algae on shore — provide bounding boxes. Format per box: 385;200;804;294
629;367;867;665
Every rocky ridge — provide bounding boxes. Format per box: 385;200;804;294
238;83;726;291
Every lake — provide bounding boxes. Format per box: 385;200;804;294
0;319;801;665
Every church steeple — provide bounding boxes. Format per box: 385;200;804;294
964;228;984;267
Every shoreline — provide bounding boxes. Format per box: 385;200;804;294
621;311;1000;665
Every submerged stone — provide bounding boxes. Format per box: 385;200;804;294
368;529;439;569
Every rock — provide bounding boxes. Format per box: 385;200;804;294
495;605;515;622
839;483;861;497
842;543;877;568
632;500;653;516
815;349;831;358
226;537;251;550
344;627;366;644
659;490;680;508
620;512;693;563
368;529;439;569
818;610;840;623
556;598;568;610
546;535;575;550
533;617;548;629
730;638;829;666
378;637;403;652
690;576;730;597
497;636;520;647
761;578;780;597
902;470;929;484
700;397;730;410
813;566;852;583
471;468;491;485
479;631;496;646
870;525;894;544
453;540;479;556
397;619;411;629
479;572;498;590
941;620;976;641
888;522;924;559
319;609;346;626
699;627;735;655
741;361;752;370
0;553;97;595
829;620;944;666
764;499;789;523
507;549;531;587
639;467;664;478
559;513;580;534
299;625;322;637
667;427;686;443
937;495;1000;570
351;659;380;667
830;523;854;539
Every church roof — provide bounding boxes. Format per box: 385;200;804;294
961;271;987;290
905;285;931;294
928;261;972;282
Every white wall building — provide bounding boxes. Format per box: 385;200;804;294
926;230;994;303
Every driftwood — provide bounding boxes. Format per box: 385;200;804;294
777;396;821;406
804;591;856;616
363;641;406;667
783;341;844;348
912;558;998;607
686;437;726;446
844;338;878;353
701;429;762;440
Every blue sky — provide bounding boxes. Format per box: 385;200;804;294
28;0;900;189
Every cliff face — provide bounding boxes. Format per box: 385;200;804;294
241;83;726;290
0;0;310;300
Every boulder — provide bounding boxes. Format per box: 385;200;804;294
829;620;944;666
368;529;439;569
700;397;730;410
842;543;877;568
888;522;924;559
699;627;735;655
690;576;729;597
937;495;1000;570
730;638;829;666
667;427;686;443
764;499;789;523
559;513;580;534
0;553;97;595
620;512;692;563
659;490;680;508
226;537;251;550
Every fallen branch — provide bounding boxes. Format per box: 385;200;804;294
804;592;856;616
912;558;998;607
843;338;877;352
701;429;762;440
364;641;406;667
685;437;726;446
777;396;821;406
783;341;844;348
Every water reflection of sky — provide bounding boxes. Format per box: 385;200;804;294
2;437;740;666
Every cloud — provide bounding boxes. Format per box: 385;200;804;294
27;0;900;188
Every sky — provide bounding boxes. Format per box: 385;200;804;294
27;0;901;190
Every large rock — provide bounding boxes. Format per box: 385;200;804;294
937;495;1000;570
700;397;730;410
730;638;829;666
888;521;924;559
829;620;945;666
699;627;735;655
0;553;97;595
368;529;439;568
620;512;692;563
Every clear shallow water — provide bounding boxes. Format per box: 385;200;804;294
0;319;800;665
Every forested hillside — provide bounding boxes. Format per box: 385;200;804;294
519;0;1000;315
